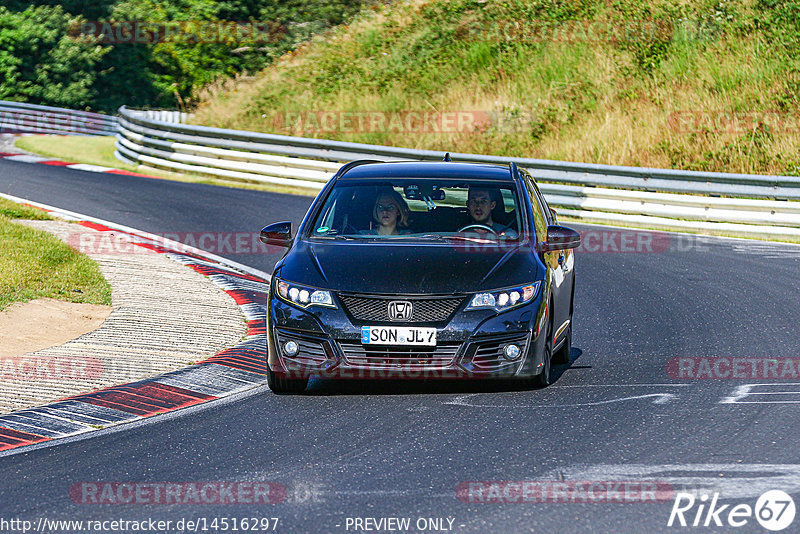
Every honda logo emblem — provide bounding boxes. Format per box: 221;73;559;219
388;301;413;321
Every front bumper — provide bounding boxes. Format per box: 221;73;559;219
267;294;547;380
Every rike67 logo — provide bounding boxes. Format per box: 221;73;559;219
668;490;796;531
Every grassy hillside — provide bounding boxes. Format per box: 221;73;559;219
193;0;800;176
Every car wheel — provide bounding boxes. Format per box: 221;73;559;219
267;367;309;394
552;322;572;365
533;321;552;388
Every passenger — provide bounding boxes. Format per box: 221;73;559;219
465;187;518;238
361;190;412;235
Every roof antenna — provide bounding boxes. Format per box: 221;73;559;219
443;152;452;162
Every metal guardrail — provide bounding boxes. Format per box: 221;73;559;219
115;105;800;238
125;109;190;124
0;101;117;136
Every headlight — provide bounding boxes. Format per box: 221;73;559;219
466;282;540;312
275;278;336;308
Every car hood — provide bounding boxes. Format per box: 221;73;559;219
276;240;542;294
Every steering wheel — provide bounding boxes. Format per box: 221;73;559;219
457;224;498;235
341;222;360;234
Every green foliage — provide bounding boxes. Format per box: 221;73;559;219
754;0;800;69
0;6;106;109
1;0;371;112
2;0;118;20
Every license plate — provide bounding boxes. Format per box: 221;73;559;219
361;326;437;346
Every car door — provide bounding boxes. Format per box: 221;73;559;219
523;173;570;336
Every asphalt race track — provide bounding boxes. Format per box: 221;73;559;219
2;158;800;533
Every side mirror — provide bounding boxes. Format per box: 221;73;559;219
549;207;558;221
260;221;292;247
541;225;580;252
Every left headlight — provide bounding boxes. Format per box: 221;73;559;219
466;281;541;312
275;278;336;309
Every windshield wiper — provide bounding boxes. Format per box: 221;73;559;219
311;234;362;241
446;234;515;244
416;234;500;243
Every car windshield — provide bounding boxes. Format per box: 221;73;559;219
306;178;526;242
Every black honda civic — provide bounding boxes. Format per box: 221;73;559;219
260;159;580;393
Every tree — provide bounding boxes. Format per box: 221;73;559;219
0;6;106;109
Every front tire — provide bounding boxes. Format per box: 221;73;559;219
267;367;309;394
552;322;572;365
533;321;552;388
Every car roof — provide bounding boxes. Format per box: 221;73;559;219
338;161;514;181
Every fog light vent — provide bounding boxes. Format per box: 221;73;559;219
283;340;299;357
503;344;521;361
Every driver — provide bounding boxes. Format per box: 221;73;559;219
465;187;517;238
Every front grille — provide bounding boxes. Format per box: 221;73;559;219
469;333;530;371
338;294;464;323
275;330;334;369
338;341;462;368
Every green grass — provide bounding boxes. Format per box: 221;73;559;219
14;135;130;170
0;198;52;220
0;198;112;311
13;135;319;197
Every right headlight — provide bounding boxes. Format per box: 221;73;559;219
275;278;336;309
465;281;540;312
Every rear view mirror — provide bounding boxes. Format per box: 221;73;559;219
260;221;292;248
404;184;445;201
541;225;580;252
404;184;422;200
430;187;445;201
